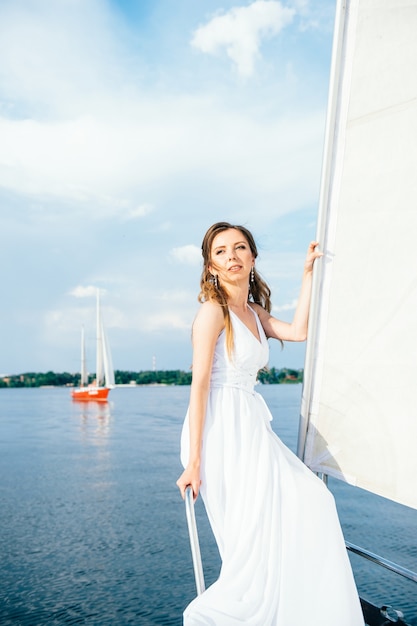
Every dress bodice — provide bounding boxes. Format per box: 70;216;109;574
210;306;269;394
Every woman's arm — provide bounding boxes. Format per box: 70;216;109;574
176;301;224;500
254;241;322;342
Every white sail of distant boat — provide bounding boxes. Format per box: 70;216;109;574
102;323;115;388
80;325;88;387
297;0;417;619
72;289;114;401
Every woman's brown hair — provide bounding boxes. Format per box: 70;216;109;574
198;222;272;356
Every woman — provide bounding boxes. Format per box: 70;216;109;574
177;222;364;626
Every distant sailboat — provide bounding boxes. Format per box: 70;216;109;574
71;289;115;402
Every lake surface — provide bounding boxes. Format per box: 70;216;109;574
0;386;416;625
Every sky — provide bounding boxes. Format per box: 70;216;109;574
0;0;336;375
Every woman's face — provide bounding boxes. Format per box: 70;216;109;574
209;228;254;285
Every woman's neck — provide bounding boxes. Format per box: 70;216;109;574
226;286;250;311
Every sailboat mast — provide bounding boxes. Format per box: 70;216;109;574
80;325;88;387
96;288;103;387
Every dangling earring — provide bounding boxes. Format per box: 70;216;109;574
251;266;255;283
212;274;218;289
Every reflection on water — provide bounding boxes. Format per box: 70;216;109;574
73;399;113;445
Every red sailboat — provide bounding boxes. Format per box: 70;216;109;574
71;289;114;402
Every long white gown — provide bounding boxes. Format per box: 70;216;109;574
180;306;364;626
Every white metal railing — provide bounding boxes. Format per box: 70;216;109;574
185;486;206;596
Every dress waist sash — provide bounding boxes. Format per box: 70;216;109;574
210;371;258;395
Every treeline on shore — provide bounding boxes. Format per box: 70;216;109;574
0;367;303;388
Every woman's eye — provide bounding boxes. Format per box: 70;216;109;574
216;249;224;255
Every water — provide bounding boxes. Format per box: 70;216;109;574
0;386;416;625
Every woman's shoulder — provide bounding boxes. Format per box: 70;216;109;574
192;300;224;335
192;301;225;347
195;300;225;324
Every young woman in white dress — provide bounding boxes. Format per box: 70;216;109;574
177;222;364;626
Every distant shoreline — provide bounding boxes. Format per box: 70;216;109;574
0;367;303;388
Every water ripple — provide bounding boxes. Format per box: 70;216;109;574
0;387;416;625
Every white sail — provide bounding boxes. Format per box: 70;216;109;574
80;325;88;387
102;323;115;388
299;0;417;510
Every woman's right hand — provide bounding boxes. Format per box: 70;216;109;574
176;464;201;501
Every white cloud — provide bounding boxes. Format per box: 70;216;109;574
69;285;100;298
0;0;129;116
123;204;154;221
0;1;327;224
273;298;298;312
0;101;325;221
171;244;202;265
144;312;191;332
191;1;295;77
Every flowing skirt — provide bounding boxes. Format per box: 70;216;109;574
180;386;364;626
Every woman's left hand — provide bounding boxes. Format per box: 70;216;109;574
304;241;323;273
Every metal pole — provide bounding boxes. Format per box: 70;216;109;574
185;486;206;596
297;0;348;461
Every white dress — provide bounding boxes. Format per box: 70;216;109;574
180;306;364;626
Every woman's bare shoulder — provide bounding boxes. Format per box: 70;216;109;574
193;300;225;333
195;300;224;322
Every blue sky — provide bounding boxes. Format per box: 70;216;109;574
0;0;336;375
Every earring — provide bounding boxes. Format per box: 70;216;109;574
251;266;255;283
212;274;218;289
